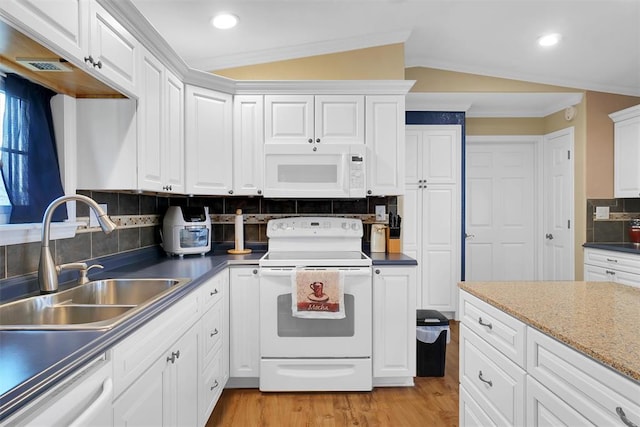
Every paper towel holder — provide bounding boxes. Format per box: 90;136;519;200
228;208;252;254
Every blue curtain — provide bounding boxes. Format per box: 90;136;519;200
1;74;66;223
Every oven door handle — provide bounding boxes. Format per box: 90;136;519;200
259;267;371;277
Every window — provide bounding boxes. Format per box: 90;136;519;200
0;79;9;223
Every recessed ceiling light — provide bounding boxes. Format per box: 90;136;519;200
538;33;561;47
211;13;239;30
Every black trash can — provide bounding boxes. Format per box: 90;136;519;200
416;309;450;377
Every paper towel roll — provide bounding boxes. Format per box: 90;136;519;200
234;209;244;251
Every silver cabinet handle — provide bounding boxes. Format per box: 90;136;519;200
545;233;554;240
210;328;219;337
478;317;493;330
210;289;219;296
465;233;475;239
210;380;219;391
606;270;617;275
617;407;638;427
478;371;493;387
606;258;619;263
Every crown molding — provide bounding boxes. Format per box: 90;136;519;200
234;80;415;95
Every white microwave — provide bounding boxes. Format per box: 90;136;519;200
263;144;366;198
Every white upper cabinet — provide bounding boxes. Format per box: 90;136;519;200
265;95;364;145
0;0;139;97
0;0;89;61
610;105;640;198
87;0;138;96
233;95;264;196
185;85;233;195
365;95;405;196
137;48;184;193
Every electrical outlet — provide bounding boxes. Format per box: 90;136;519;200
375;205;386;221
90;203;108;227
595;206;609;220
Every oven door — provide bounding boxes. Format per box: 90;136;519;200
259;267;372;358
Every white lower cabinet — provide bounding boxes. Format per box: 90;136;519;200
1;355;113;427
112;270;229;427
372;266;416;385
460;289;640;427
228;266;260;385
583;247;640;287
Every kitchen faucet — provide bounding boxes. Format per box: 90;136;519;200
38;194;117;294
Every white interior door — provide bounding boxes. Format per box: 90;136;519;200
465;137;539;281
542;128;575;280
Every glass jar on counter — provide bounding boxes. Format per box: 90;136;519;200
629;219;640;245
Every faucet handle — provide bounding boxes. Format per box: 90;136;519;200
79;264;104;285
56;262;88;274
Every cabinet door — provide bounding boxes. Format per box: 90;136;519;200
164;69;185;194
0;0;88;62
169;324;199;427
372;266;416;378
185;85;233;195
88;0;138;96
229;267;260;378
113;354;166;426
233;95;264;196
421;184;459;312
314;95;364;144
404;130;421;185
614;114;640;198
421;127;460;184
137;49;164;192
366;95;405;195
264;95;314;144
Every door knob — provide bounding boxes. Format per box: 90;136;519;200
545;233;554;240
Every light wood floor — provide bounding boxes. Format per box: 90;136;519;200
207;321;459;426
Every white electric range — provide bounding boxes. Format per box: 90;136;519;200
258;217;373;392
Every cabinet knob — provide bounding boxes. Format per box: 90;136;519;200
257;190;262;195
375;269;380;274
367;190;372;195
545;233;554;240
313;146;317;152
228;190;234;195
84;55;94;65
308;138;313;143
253;269;258;275
93;60;103;69
316;138;320;143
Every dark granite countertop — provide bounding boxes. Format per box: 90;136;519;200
583;242;640;255
0;247;415;420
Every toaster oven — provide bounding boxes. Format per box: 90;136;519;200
162;206;211;256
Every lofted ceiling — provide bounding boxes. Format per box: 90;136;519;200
130;0;640;97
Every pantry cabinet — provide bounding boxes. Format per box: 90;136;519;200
265;95;364;145
185;85;234;195
610;105;640;198
233;95;265;196
137;48;185;193
403;125;461;314
372;266;416;384
365;96;406;196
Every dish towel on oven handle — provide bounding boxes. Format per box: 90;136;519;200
291;268;345;319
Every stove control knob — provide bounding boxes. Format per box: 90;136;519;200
342;222;349;230
351;223;360;231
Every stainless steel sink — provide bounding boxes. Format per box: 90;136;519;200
0;278;191;330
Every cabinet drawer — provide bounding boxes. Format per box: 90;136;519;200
201;298;224;367
460;325;526;427
199;351;224;425
584;248;640;275
459;290;526;367
112;290;199;397
527;326;640;426
460;385;497;427
201;271;225;312
526;376;592;426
